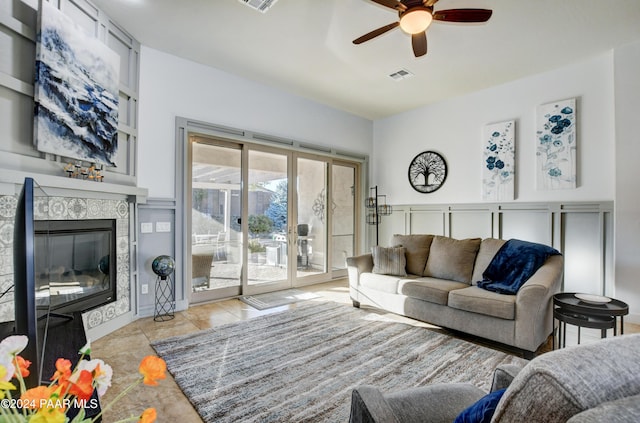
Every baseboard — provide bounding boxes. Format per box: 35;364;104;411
85;311;134;341
137;299;188;318
625;312;640;325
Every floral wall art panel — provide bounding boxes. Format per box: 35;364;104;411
34;1;120;167
482;120;515;201
536;98;576;190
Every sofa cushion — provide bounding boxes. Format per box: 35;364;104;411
423;236;481;283
391;234;434;276
372;246;407;277
398;277;469;305
361;273;413;294
471;238;507;285
492;334;640;423
448;286;516;320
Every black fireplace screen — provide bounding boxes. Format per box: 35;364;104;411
35;219;116;314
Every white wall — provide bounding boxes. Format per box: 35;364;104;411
374;48;640;322
137;46;373;199
134;43;640;322
373;53;615;205
614;40;640;323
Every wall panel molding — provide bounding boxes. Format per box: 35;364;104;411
378;201;614;296
0;0;140;184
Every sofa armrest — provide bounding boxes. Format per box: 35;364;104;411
514;254;564;352
490;363;525;392
350;386;400;423
566;393;640;423
346;253;374;276
350;384;485;423
347;254;374;304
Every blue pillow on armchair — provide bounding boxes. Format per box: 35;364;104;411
454;388;506;423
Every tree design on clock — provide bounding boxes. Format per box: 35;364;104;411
408;151;447;193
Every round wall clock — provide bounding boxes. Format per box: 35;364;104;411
408;151;448;193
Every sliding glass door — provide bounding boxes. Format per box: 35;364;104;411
331;162;357;277
190;139;243;302
245;148;291;294
295;156;328;283
188;133;360;303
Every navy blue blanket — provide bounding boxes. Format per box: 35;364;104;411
477;239;561;295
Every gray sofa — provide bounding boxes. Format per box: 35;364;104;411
349;333;640;423
346;235;564;356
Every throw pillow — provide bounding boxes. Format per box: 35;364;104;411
471;238;507;285
423;236;481;283
454;388;506;423
391;234;434;275
371;246;407;277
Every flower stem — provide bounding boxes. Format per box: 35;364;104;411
90;376;143;422
0;392;21;423
112;416;143;423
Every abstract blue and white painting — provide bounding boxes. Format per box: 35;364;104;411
482;120;515;201
34;2;120;167
536;98;576;190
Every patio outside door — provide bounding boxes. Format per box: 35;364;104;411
190;140;243;302
294;156;329;284
188;134;359;303
245;148;292;294
331;162;356;277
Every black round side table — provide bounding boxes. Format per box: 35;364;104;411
553;292;629;349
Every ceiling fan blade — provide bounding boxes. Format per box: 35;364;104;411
353;22;400;44
370;0;407;11
411;32;427;57
423;0;439;6
433;9;493;23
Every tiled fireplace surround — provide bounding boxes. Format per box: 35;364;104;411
0;188;133;338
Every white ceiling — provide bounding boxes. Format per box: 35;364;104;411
92;0;640;120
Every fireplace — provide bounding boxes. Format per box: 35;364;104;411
35;219;117;314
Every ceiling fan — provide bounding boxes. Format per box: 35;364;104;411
353;0;492;57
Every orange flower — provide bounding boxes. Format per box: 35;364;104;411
68;369;94;401
51;358;72;383
50;358;72;393
138;356;166;386
21;385;56;409
76;359;112;397
139;407;157;423
14;355;31;378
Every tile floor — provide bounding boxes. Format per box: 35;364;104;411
92;279;640;422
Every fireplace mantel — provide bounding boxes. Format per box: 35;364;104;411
0;168;147;341
0;169;148;202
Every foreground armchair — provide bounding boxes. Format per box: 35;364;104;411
350;334;640;423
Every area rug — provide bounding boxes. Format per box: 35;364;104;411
151;301;527;423
239;288;319;310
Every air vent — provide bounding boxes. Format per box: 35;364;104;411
238;0;279;13
389;68;414;81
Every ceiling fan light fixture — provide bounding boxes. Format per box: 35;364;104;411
399;8;433;34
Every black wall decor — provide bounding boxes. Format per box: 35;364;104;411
408;151;448;193
365;186;392;245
